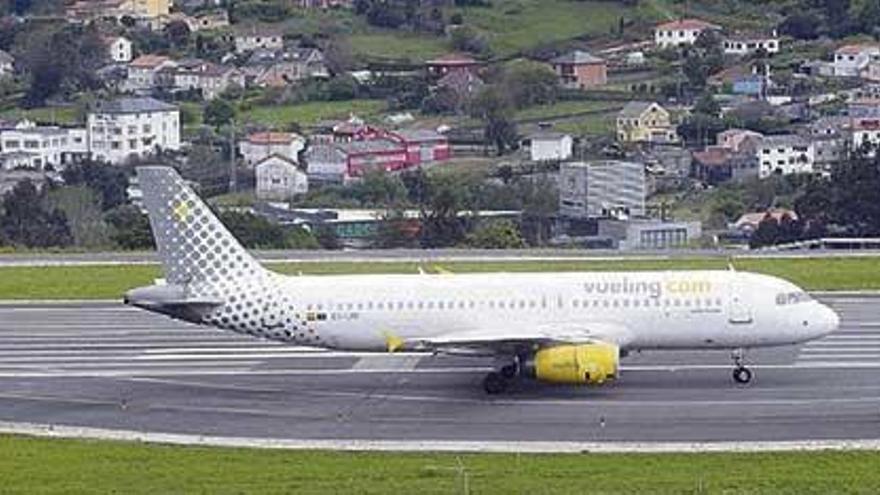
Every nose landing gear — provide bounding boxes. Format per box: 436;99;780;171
731;348;753;384
482;361;520;394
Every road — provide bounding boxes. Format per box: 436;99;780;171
0;295;877;446
2;248;880;266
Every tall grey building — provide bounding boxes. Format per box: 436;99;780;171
559;160;646;219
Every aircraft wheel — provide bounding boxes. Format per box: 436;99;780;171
500;363;518;379
483;372;508;395
732;367;753;384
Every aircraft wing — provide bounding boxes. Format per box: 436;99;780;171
399;322;631;356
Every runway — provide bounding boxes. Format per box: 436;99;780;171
2;248;880;266
0;295;878;446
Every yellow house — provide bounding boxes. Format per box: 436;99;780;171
616;101;678;144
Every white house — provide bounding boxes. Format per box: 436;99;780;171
0;50;13;78
126;54;177;92
754;134;815;178
654;18;720;48
255;154;308;201
526;132;573;162
87;97;180;165
158;59;245;100
233;27;283;53
105;35;133;63
0;120;88;170
239;131;306;166
833;44;880;77
723;31;780;56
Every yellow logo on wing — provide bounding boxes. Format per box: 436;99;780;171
172;201;190;223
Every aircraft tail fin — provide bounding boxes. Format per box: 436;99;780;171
137;165;267;286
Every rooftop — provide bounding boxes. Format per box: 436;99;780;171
618;101;661;118
245;132;302;145
655;18;720;32
758;134;808;148
425;53;480;66
551;50;604;65
93;97;178;114
394;129;446;141
129;54;173;69
836;44;880;55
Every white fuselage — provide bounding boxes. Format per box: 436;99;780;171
200;270;838;353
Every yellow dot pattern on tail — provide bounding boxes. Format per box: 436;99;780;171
172;200;189;223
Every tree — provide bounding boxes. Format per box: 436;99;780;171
217;210;288;249
0;180;72;248
374;205;418;248
464;219;526;249
418;173;473;248
164;20;191;49
203;98;236;128
471;87;518;154
749;214;780;248
46;186;111;248
501;60;559;109
13;24;106;106
449;25;490;55
62;161;129;211
105;204;154;250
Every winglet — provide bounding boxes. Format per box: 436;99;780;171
382;331;405;353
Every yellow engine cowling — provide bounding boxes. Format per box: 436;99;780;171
529;343;619;385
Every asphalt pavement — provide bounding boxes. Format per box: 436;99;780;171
0;295;877;445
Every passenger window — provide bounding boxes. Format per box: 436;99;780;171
438;302;445;309
573;300;579;308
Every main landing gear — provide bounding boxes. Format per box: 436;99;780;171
483;361;519;394
731;348;753;384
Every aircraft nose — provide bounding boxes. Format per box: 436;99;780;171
817;303;840;338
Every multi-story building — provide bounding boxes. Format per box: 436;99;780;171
87;97;180;165
653;18;720;49
233;27;284;53
559;161;646;219
754;134;815;177
0;120;88;171
126;54;177;92
616;101;678;144
105;35;133;63
722;31;780;56
239;132;306;166
550;50;607;90
157;59;245;100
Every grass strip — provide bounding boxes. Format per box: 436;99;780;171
0;435;877;494
0;257;879;300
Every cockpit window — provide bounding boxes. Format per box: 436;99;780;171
776;291;812;305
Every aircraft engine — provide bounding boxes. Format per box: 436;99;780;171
524;343;619;385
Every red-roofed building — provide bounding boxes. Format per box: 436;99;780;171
425;53;481;77
304;128;450;182
654;18;721;48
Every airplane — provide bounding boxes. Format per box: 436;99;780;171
125;166;840;394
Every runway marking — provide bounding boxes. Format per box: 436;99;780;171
2;421;880;453
353;355;422;370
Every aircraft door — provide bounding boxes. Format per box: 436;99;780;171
728;275;753;325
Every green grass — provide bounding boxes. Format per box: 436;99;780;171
241;99;387;127
0;106;80;125
513;100;621;121
0;435;878;494
348;32;450;61
2;256;880;300
460;0;656;56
